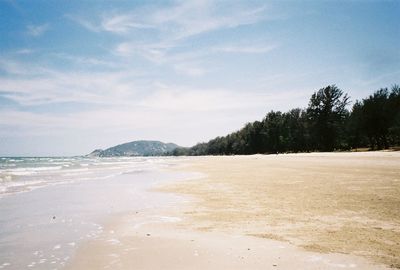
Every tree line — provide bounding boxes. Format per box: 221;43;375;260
171;85;400;156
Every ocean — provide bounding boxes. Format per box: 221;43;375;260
0;156;193;270
0;156;179;197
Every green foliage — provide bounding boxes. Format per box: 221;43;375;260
171;84;400;156
346;101;367;149
388;85;400;145
306;85;350;151
171;147;190;156
358;85;400;149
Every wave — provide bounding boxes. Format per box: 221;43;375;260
0;156;175;198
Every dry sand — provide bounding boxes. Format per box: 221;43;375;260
67;152;400;269
160;152;400;268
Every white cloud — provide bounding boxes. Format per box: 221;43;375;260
0;55;312;154
15;48;34;55
67;12;153;34
113;40;276;77
65;14;100;32
69;1;267;40
172;62;206;76
0;59;141;106
68;1;271;77
26;23;50;37
114;41;208;76
101;14;153;34
114;42;132;56
150;1;267;41
214;44;277;54
114;41;177;64
0;2;287;154
0;81;277;139
0;76;310;151
0;57;298;113
51;53;118;68
138;82;296;113
0;58;50;75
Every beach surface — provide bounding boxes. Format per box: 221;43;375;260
68;152;399;269
0;157;193;269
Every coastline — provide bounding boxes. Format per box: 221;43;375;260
0;159;193;270
67;152;399;269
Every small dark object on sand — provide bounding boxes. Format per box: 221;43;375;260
52;216;56;219
146;233;151;236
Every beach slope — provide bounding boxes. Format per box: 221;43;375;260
68;152;399;269
161;152;400;268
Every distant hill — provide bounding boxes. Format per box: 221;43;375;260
88;140;179;157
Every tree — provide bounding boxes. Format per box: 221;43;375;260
307;85;350;151
261;111;285;153
346;101;368;149
247;121;264;154
359;88;392;149
388;85;400;146
185;84;398;156
346;85;400;150
282;108;310;152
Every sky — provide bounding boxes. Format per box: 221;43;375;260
0;0;399;156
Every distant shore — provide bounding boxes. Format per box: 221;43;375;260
67;152;399;269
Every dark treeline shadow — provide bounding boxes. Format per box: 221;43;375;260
171;84;400;156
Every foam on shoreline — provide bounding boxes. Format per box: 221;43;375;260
0;157;193;270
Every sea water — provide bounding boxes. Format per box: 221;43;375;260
0;156;192;270
0;156;179;197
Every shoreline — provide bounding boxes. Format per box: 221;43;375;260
0;162;191;270
67;152;399;269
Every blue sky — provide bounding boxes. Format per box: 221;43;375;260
0;0;399;156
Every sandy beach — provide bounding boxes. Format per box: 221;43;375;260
3;1;399;269
67;152;400;269
66;209;389;270
0;158;192;270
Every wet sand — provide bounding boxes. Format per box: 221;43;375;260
0;168;189;270
67;208;388;270
68;152;399;269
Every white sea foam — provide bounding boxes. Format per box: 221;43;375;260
0;156;191;270
0;156;175;197
8;171;36;176
5;180;46;188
